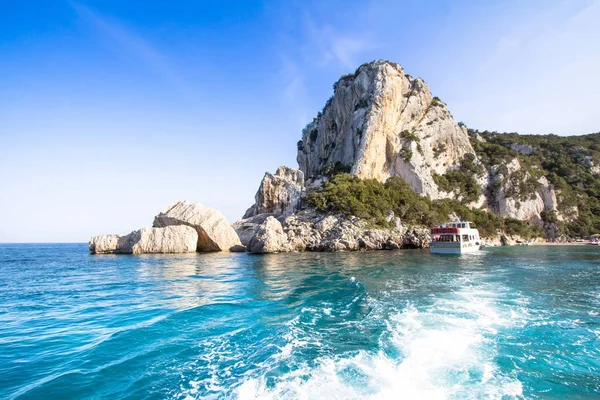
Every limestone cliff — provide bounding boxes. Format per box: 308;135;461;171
486;158;558;221
238;60;599;245
296;60;476;199
243;166;304;218
294;59;565;223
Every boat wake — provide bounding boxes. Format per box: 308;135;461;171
227;281;527;400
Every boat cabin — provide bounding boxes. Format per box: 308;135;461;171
430;222;480;243
430;221;481;254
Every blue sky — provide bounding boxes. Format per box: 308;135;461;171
1;0;599;242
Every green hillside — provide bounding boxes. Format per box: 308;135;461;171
471;130;600;238
305;131;600;239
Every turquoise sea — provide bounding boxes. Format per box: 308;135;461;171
0;244;599;399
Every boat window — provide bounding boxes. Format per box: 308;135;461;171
462;235;468;241
438;235;456;242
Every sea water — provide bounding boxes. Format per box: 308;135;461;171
0;244;598;399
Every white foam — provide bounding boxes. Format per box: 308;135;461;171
229;283;526;400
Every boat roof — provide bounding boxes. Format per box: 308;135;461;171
431;221;479;234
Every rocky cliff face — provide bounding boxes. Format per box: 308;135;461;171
236;60;595;249
243;166;304;218
484;158;559;221
296;60;476;199
293;59;565;223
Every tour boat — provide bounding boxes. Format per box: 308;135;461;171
430;221;481;254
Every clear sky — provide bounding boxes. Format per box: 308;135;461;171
1;0;599;242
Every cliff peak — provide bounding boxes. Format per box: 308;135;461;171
297;59;474;199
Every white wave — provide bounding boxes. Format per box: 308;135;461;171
230;283;527;400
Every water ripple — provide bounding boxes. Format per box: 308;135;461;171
0;244;598;399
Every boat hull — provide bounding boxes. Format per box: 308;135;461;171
430;242;480;255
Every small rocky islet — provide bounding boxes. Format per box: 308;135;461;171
90;59;599;254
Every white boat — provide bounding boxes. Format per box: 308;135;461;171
430;221;481;255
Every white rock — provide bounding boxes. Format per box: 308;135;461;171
296;60;479;199
232;213;274;246
489;158;559;221
247;216;290;254
89;234;121;254
89;226;197;254
509;143;535;155
125;226;198;254
244;166;305;218
153;201;242;252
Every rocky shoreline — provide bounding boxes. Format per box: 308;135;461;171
90;199;430;255
235;210;429;253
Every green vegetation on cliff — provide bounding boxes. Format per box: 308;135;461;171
305;174;541;238
432;154;483;203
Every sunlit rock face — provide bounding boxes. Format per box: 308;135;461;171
246;216;290;254
89;201;242;254
243;166;305;219
486;158;559;222
88;226;197;254
296;60;476;199
295;59;566;223
153;201;242;252
123;226;198;254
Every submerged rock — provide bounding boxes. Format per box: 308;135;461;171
153;201;242;252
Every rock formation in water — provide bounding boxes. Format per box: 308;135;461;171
90;201;242;254
246;216;289;253
232;213;274;248
89;225;198;254
153;201;243;252
89;234;122;254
